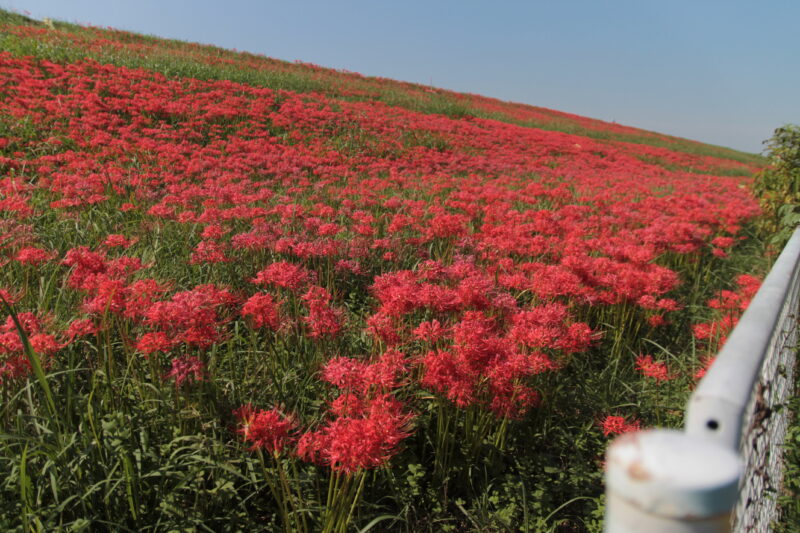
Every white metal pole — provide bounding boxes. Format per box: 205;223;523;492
605;430;741;533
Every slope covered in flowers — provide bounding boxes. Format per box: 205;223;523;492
0;11;767;532
0;11;763;170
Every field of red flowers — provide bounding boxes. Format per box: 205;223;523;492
0;10;770;532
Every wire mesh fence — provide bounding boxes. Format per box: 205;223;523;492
732;252;799;531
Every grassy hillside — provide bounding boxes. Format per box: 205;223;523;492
0;8;773;532
0;9;763;170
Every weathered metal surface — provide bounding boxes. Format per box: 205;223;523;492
731;256;798;531
605;430;741;533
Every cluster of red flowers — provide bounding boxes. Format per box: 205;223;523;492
0;312;60;384
692;274;762;378
601;415;642;436
635;354;674;382
233;350;412;473
693;274;761;347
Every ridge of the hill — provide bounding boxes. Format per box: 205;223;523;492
0;8;763;173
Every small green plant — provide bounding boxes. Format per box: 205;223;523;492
752;124;800;247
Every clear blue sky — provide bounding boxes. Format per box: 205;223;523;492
3;0;799;153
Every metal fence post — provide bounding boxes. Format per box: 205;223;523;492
605;430;741;533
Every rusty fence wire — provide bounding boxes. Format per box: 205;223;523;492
732;248;798;531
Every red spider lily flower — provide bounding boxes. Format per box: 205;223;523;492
295;395;412;473
165;356;206;387
420;349;477;408
0;288;22;305
82;279;127;315
601;415;642;436
28;333;62;355
0;310;60;383
241;293;281;330
14;246;54;266
201;224;228;240
103;234;137;248
0;354;31;385
509;304;594;354
334;259;363;276
322;349;407;394
189;240;230;264
322;357;367;392
143;284;235;349
366;311;402;345
692;315;737;343
123;279;170;320
62;246;109;290
735;274;761;302
329;393;365;417
3;311;44;336
635;354;674;382
412;319;446;343
302;286;343;339
135;331;174;355
65;318;97;341
252;261;314;291
234;405;297;454
711;236;736;248
694;357;715;380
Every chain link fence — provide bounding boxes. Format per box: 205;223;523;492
733;253;798;531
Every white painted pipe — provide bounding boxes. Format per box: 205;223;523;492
605;430;741;533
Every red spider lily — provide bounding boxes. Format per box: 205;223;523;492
65;318;98;341
0;311;61;383
412;319;447;343
103;234;137;248
252;261;315;291
241;293;282;330
601;415;642;436
234;405;297;454
189;240;229;264
635;354;674;382
365;311;402;345
14;246;54;266
0;43;768;523
0;288;22;306
165;355;206;387
694;356;715;380
135;331;174;355
302;286;342;339
322;349;408;394
143;284;236;349
295;395;412;473
62;246;110;291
